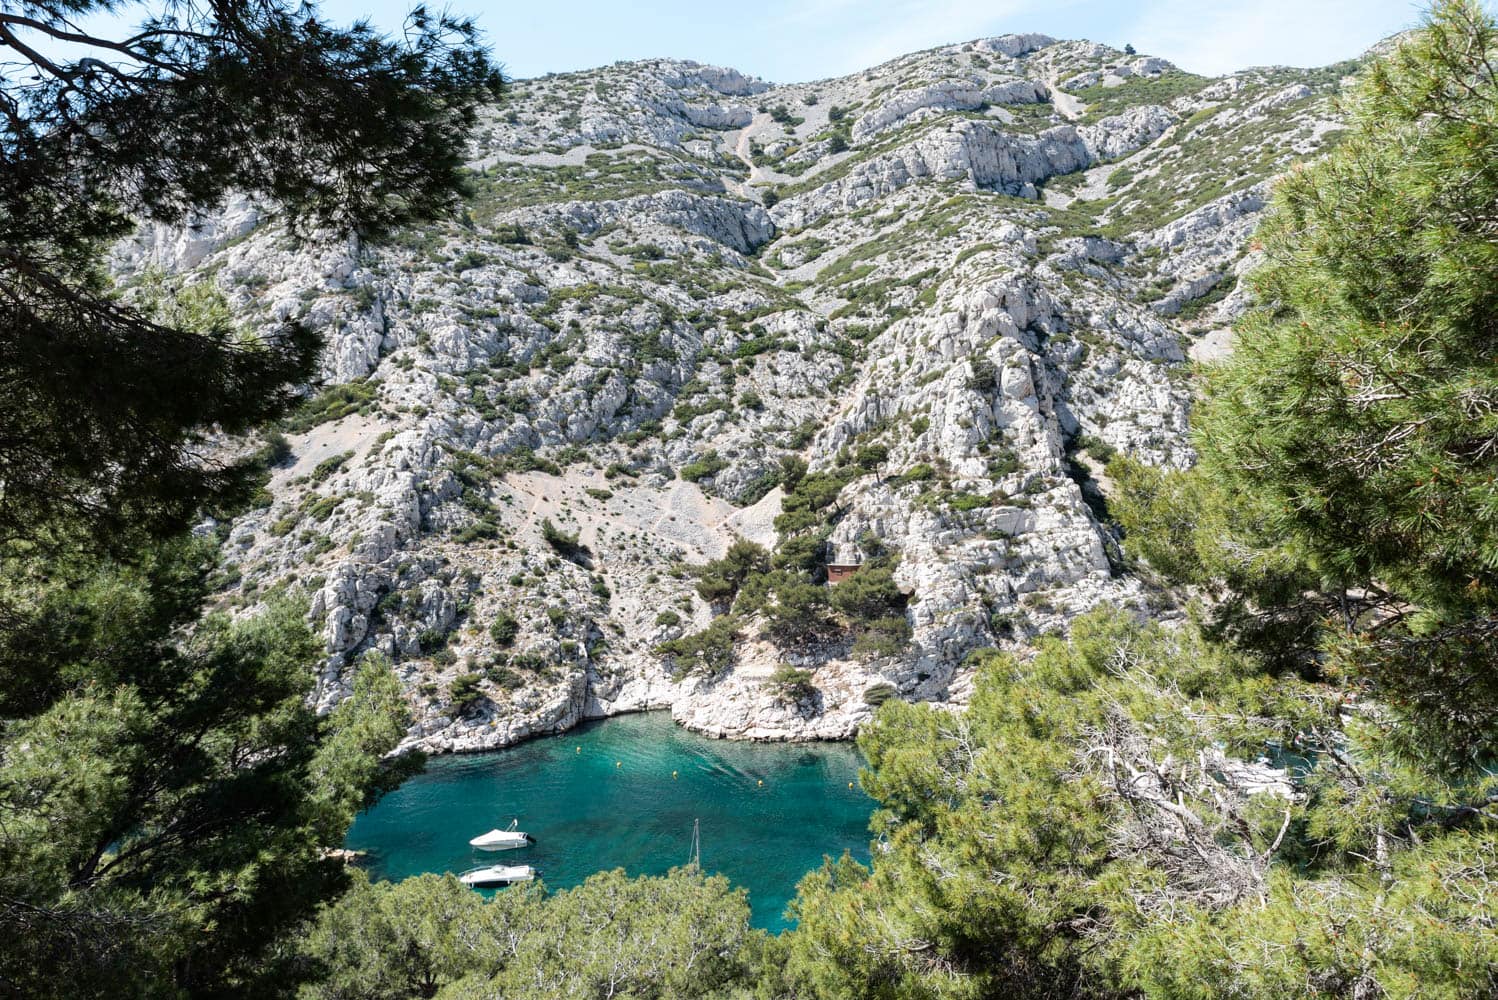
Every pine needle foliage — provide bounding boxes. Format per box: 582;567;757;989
1116;0;1498;770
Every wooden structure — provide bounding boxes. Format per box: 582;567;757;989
826;562;861;585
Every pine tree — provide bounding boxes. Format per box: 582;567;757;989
0;0;503;553
0;2;499;994
1115;0;1498;769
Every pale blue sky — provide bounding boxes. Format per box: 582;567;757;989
312;0;1429;82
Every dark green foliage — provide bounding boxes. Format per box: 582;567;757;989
1;0;500;554
655;614;740;680
694;539;771;604
778;454;809;494
499;446;562;476
1114;0;1498;766
777;468;855;522
850;615;911;659
449;672;485;713
301;867;758;1000
1073;70;1209;122
767;664;816;702
496;222;531;245
540;518;590;566
300;870;522;999
0;5;496;993
489;610;520;646
454;519;500;542
485;664;523;689
827;557;905;620
260;430;294;467
0;539;417;997
1075;433;1117;465
768;104;803;126
769;527;830;575
679;449;728;483
985;445;1020;478
967;356;998;391
762;576;834;644
283;379;382;434
311;450;353;483
946;490;993;511
781;606;1498;998
897;462;935;485
737;469;781;506
853;443;888;470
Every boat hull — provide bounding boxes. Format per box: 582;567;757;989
459;865;536;887
468;828;535;851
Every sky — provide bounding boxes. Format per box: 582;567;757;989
307;0;1429;83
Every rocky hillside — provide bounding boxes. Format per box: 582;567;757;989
110;33;1357;752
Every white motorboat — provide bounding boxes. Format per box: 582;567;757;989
459;864;536;887
468;819;535;851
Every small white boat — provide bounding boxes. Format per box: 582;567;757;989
468;819;534;851
459;864;536;887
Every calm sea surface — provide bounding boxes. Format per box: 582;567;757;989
345;711;874;930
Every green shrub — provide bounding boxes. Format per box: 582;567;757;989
763;579;832;645
680;450;729;483
655;615;739;680
483;665;523;689
986;447;1020;478
967;357;997;391
854;444;888;470
1076;434;1118;464
489;611;519;647
852;616;912;659
282;379;380;433
455;519;499;543
767;665;816;701
257;430;293;468
695;539;771;604
449;672;484;712
541;518;590;565
828;558;907;621
944;490;992;511
310;451;353;483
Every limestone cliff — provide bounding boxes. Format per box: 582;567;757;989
110;35;1358;751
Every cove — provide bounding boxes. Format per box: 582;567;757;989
345;711;874;930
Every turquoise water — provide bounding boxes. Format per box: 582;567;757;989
346;712;873;930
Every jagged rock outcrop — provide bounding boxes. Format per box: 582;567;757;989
120;33;1354;752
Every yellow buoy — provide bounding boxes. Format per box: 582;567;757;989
616;760;622;768
848;782;854;789
672;771;678;779
757;779;763;787
576;746;581;753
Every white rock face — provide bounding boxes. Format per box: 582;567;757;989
853;78;1050;141
130;33;1349;752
